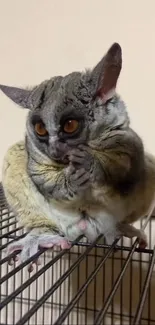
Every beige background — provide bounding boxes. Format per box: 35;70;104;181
0;2;155;324
0;0;155;178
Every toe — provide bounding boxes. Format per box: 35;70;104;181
7;244;23;254
138;238;148;249
60;239;71;249
39;243;54;248
28;263;34;273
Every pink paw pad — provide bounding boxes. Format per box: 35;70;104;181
40;239;71;250
60;239;71;249
138;238;147;249
78;220;87;231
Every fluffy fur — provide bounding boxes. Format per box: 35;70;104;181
1;43;154;270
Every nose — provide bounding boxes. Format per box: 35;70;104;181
49;135;58;145
48;136;68;159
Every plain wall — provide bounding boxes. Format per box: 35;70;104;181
1;2;155;324
0;0;155;179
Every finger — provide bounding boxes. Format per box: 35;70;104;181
7;243;23;254
75;173;90;185
66;163;76;175
71;168;86;180
78;144;89;151
8;257;15;266
69;155;84;164
69;149;85;157
28;263;34;273
60;240;71;249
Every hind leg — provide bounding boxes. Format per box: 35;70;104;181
117;223;148;249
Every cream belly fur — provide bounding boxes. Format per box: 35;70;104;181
2;141;155;270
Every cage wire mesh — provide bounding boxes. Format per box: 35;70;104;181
0;183;155;325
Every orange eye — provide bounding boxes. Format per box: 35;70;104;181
63;120;79;134
34;122;48;136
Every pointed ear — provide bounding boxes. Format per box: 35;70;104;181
0;85;34;109
92;43;122;103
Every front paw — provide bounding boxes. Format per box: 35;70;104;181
6;232;71;272
68;145;94;172
6;234;41;272
66;164;91;196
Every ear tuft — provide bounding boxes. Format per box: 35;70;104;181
0;85;33;109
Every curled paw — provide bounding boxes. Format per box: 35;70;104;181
66;163;92;196
7;237;41;272
117;223;148;249
68;145;94;172
6;233;71;272
70;167;90;187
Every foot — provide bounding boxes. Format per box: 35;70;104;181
7;232;71;272
117;223;148;249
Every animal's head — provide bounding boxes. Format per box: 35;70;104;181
0;43;129;163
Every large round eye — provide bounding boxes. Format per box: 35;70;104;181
63;119;79;134
34;122;48;136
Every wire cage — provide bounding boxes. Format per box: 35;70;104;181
0;183;155;325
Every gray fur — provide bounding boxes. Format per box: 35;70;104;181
2;43;150;269
0;42;144;199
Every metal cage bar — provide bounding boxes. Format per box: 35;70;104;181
0;183;155;325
